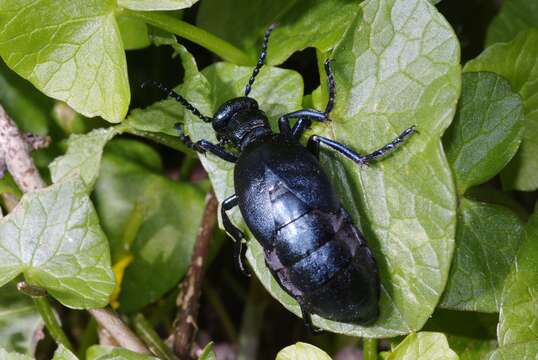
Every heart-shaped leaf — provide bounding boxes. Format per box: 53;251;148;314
53;345;78;360
0;179;115;308
0;0;130;123
465;30;538;191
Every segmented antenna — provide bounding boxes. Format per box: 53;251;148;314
142;80;212;123
244;23;277;97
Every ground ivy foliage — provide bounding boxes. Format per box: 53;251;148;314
440;72;525;313
382;332;459;360
465;29;538;191
0;178;115;309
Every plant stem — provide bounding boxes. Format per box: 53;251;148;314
363;338;378;360
173;191;218;358
133;314;179;360
33;296;74;351
123;10;252;65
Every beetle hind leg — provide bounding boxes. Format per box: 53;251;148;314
298;300;321;334
222;194;250;277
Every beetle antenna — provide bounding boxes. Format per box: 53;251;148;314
142;80;212;122
244;23;277;97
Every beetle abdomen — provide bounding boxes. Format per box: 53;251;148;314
265;205;380;324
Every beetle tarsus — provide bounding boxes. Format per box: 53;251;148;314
221;195;250;276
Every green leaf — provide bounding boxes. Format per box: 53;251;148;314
385;332;459;360
117;16;150;51
197;0;358;65
486;0;538;46
49;128;118;191
94;139;205;312
0;282;41;354
198;342;216;360
498;207;538;346
0;179;115;308
440;200;524;312
443;72;524;194
0;59;52;135
118;0;198;11
249;0;460;337
0;348;33;360
486;341;538;360
465;30;538;191
86;346;158;360
0;0;130;123
275;342;331;360
53;345;78;360
447;336;497;360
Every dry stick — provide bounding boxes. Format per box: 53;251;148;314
90;309;150;353
173;191;219;358
0;104;149;354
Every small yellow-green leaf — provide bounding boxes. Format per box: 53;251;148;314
386;332;459;360
276;342;331;360
49;127;118;191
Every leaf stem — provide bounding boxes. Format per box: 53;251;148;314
33;296;74;351
133;314;179;360
123;10;252;65
363;338;378;360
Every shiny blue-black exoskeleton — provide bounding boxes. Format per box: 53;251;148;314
144;25;415;328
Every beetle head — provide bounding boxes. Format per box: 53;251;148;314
212;97;271;148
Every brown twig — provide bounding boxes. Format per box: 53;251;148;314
173;191;219;358
0;104;46;192
0;103;149;354
90;309;150;354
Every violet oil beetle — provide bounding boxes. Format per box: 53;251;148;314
144;24;416;329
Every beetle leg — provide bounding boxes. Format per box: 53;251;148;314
279;60;336;140
175;123;238;163
307;126;416;165
222;194;250;277
298;300;321;334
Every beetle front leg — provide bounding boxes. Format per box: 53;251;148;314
278;59;336;140
221;194;250;276
175;123;238;163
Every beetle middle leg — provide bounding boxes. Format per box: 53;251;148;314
221;194;250;276
307;126;417;164
174;123;238;163
279;59;336;139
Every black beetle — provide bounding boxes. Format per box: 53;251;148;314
144;25;415;328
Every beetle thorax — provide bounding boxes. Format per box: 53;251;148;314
212;97;272;149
